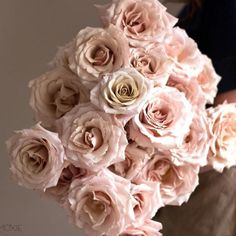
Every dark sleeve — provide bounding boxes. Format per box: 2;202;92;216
178;0;236;93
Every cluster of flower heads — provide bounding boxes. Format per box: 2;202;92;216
6;0;236;235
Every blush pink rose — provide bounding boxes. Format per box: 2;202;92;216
29;67;89;128
66;169;136;236
6;123;66;191
130;45;173;86
135;152;199;205
169;114;210;167
196;55;221;104
57;103;128;172
164;27;203;77
45;164;93;204
207;103;236;172
127;86;193;149
120;220;163;236
131;183;163;224
68;25;130;89
90;67;153;117
96;0;177;47
109;142;151;181
167;74;207;110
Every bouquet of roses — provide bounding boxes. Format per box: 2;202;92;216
6;0;236;235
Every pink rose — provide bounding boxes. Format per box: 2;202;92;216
68;25;130;89
164;27;203;77
57;103;128;171
6;124;66;190
207;103;236;172
197;55;221;104
135;152;199;205
169;114;210;167
96;0;177;47
90;67;153;117
45;164;93;204
130;45;173;86
120;220;163;236
29;67;89;128
109;142;151;181
131;183;163;224
127;86;193;149
66;169;136;236
167;74;207;110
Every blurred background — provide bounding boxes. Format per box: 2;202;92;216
0;1;184;235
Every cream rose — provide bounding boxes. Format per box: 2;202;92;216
127;86;193;149
29;67;89;128
169;114;210;166
6;123;66;190
197;55;221;104
135;152;199;205
66;169;135;236
130;45;173;86
109;142;151;181
68;25;130;89
90;67;153;117
96;0;177;47
45;164;93;204
57;103;128;171
207;103;236;172
131;183;163;224
164;27;203;77
120;220;163;236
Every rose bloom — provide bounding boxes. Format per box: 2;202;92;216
131;183;163;224
135;152;199;205
6;124;66;190
66;169;136;236
68;25;129;89
169;114;210;167
164;27;203;77
127;86;193;149
167;74;207;110
196;55;221;104
207;103;236;172
45;164;93;205
120;220;163;236
57;103;128;172
29;67;89;128
90;67;153;118
109;142;151;181
130;45;173;86
96;0;177;47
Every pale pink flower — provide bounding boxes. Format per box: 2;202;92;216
197;55;221;104
164;27;203;77
207;103;236;172
96;0;177;47
57;103;128;171
131;183;163;224
130;45;173;86
120;220;163;236
29;67;89;128
127;86;193;149
66;169;136;236
6;123;66;190
169;114;210;167
135;152;199;205
109;142;152;181
68;25;129;89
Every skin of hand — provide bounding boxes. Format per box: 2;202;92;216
215;89;236;105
